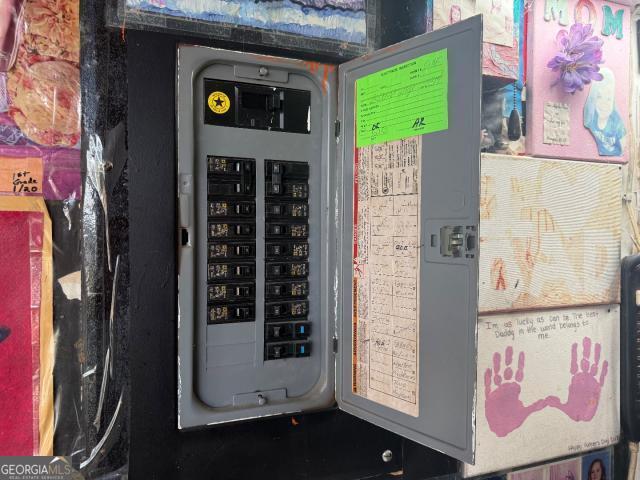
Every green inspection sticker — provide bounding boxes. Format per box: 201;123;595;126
355;48;448;148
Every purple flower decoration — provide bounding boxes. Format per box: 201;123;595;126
547;23;604;94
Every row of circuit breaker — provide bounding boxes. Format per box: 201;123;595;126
206;156;311;361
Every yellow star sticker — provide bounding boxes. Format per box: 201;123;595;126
208;91;230;114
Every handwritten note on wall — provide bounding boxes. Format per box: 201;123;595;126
464;304;620;477
356;49;448;148
543;102;570;145
352;136;422;417
0;157;42;194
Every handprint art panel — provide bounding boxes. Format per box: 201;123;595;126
463;305;619;477
478;154;621;314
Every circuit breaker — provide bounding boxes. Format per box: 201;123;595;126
177;17;482;463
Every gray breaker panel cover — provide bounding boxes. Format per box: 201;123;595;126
177;46;337;428
335;17;482;463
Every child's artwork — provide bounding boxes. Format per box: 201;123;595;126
509;465;547;480
526;0;630;162
477;0;515;46
549;458;581;480
427;0;521;80
0;209;42;455
0;0;81;200
479;154;621;314
463;305;620;476
0;196;52;455
581;449;612;480
433;0;475;29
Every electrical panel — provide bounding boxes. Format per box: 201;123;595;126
177;17;482;463
178;44;333;420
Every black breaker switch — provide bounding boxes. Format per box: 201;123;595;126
266;343;293;360
266;281;309;298
208;200;254;217
266;322;310;341
208;242;255;259
266;202;308;218
266;262;308;279
266;300;308;320
207;263;256;281
207;283;254;302
266;223;308;238
266;242;309;259
208;304;254;324
266;323;294;341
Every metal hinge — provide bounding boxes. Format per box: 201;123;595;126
334;120;341;138
332;336;338;354
440;225;477;258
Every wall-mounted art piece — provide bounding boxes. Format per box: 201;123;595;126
426;0;522;81
479;154;621;314
549;457;581;480
0;0;81;201
113;0;376;57
526;0;631;162
0;196;52;455
463;305;620;476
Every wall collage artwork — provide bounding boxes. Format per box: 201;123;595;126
428;0;635;475
0;0;80;456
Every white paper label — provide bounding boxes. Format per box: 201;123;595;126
543;102;571;145
352;136;421;417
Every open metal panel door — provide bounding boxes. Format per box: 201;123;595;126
335;17;482;463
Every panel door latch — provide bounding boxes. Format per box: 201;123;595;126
440;226;476;258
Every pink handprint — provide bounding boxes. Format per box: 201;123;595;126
545;337;608;421
484;346;547;437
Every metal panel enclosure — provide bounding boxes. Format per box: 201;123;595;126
177;46;337;428
335;17;482;462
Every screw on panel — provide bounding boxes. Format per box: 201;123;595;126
381;450;393;463
258;66;269;76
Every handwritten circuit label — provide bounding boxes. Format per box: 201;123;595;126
352;136;421;417
356;49;448;148
0;156;43;195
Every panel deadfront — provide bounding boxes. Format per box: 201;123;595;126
336;17;483;463
177;46;336;427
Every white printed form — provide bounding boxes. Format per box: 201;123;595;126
352;136;421;417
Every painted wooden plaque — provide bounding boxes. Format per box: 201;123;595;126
464;305;620;476
479;154;621;314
